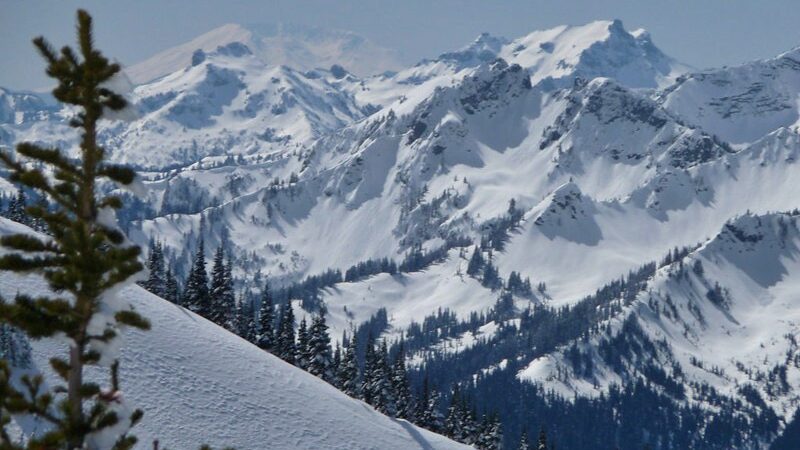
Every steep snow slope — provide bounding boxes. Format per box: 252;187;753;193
125;23;404;84
660;47;800;144
518;212;800;424
0;222;469;450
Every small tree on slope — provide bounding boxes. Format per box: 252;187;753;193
256;284;274;350
0;10;150;449
183;237;211;317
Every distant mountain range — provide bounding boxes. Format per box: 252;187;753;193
3;18;800;449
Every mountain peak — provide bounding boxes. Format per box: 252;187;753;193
499;19;686;89
125;22;403;84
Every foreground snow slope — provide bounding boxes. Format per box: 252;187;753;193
0;224;468;450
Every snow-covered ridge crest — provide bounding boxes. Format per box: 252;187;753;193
660;44;800;144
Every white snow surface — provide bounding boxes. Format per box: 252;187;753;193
0;218;469;450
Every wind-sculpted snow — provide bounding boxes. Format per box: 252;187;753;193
660;47;800;144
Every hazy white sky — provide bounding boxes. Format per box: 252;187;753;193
3;0;800;90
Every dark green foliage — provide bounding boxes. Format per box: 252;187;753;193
0;10;149;449
164;266;180;304
295;318;310;370
466;247;484;277
234;295;256;343
209;247;235;331
338;336;360;397
391;341;412;420
183;238;210;317
256;285;274;350
771;407;800;449
275;301;296;364
537;427;548;450
518;430;530;450
142;240;166;297
307;312;333;381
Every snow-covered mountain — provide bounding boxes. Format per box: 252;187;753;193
4;17;800;448
125;23;405;84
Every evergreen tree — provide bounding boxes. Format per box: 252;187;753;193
5;188;30;226
391;341;413;419
537;427;548;450
483;414;503;450
235;294;257;343
482;260;500;289
143;240;166;297
361;332;377;404
338;335;360;397
209;246;235;331
296;317;310;370
275;302;296;364
183;237;211;317
307;312;333;381
367;340;396;417
466;246;485;276
446;385;464;440
518;430;530;450
165;265;180;304
0;11;150;448
256;284;275;350
425;388;445;433
331;342;342;387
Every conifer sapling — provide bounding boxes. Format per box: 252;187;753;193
0;10;150;449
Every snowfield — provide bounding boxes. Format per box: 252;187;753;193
0;220;469;450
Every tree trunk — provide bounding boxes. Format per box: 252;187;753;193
68;343;84;448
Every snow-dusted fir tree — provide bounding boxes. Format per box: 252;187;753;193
296;317;310;370
307;312;333;381
143;240;166;297
467;246;484;277
423;387;445;433
391;341;413;419
164;265;180;304
0;10;150;448
183;237;211;316
5;188;30;227
275;301;296;364
256;284;275;350
209;246;235;331
481;415;503;450
537;427;548;450
361;333;377;404
235;294;256;342
370;340;397;417
338;335;360;397
518;430;530;450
